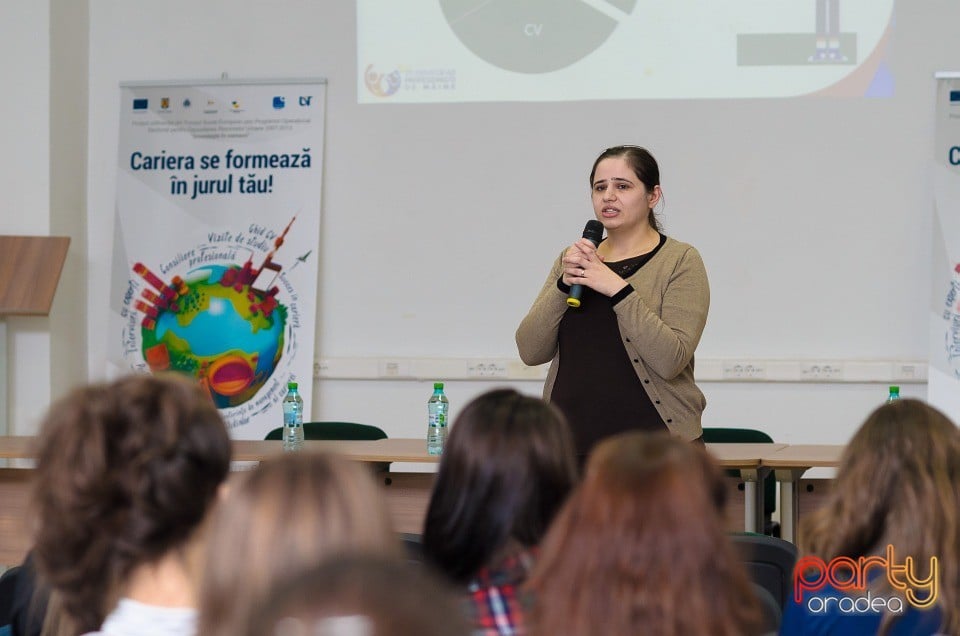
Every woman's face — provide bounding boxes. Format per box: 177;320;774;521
591;156;658;232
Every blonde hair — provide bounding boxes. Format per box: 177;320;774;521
799;399;960;634
198;452;400;636
243;554;470;636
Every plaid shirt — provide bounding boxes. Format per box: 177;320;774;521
465;547;537;636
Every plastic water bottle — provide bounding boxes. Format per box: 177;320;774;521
282;381;304;451
426;382;449;455
887;385;900;403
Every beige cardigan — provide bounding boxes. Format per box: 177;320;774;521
515;237;710;441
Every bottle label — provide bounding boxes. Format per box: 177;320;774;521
429;408;447;428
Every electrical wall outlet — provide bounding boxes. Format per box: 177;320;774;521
722;361;766;380
799;362;843;381
378;359;413;378
466;360;508;378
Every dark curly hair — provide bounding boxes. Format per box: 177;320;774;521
31;373;231;635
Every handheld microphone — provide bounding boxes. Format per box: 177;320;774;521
566;220;604;308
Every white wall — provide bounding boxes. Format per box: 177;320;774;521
49;0;89;420
6;0;958;445
0;0;88;436
0;1;52;435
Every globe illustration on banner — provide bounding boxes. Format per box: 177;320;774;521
132;217;296;409
140;265;286;407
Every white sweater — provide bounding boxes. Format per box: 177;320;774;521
82;599;196;636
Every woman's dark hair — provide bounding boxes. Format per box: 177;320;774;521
589;145;662;232
422;389;577;584
31;373;232;635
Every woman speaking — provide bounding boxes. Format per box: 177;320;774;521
516;145;709;463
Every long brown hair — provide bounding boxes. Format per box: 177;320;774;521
422;388;577;584
527;432;761;636
799;398;960;634
31;373;232;635
197;452;401;636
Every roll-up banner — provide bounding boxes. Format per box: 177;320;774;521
931;73;960;422
109;78;326;438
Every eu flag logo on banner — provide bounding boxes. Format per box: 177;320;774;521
133;98;148;110
950;90;960;103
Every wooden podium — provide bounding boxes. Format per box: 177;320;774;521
0;235;71;434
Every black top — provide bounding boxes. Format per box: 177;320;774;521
551;234;668;460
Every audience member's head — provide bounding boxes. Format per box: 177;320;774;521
242;554;470;636
527;431;762;636
798;398;960;634
422;388;577;585
31;373;232;635
198;451;400;636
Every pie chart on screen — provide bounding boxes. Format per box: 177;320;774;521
440;0;637;74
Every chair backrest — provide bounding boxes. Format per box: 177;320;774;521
398;532;424;565
703;427;777;521
264;422;391;472
264;421;388;441
0;566;21;626
750;581;782;635
730;533;798;610
702;427;774;445
1;551;48;636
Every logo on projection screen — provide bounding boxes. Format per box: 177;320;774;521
440;0;637;74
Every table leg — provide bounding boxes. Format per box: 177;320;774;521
775;467;808;544
739;467;767;534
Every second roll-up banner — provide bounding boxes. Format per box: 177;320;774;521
931;73;960;424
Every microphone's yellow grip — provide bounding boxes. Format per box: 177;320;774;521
566;297;581;308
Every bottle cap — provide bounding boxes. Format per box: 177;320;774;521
889;385;899;393
434;382;444;390
288;381;298;390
